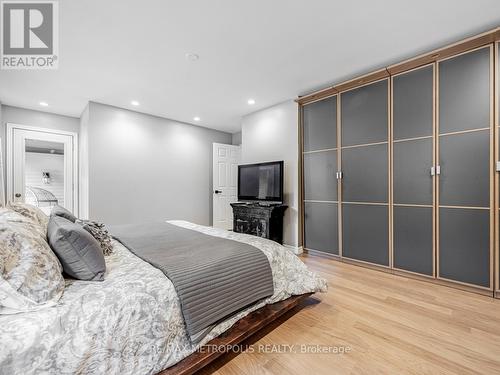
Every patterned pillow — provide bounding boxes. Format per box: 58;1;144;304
76;220;114;256
0;208;64;314
7;202;49;233
0;207;47;240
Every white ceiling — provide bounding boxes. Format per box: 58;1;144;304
1;0;500;133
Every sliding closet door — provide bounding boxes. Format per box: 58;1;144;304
341;80;390;266
302;96;339;255
437;46;493;289
392;65;434;276
496;41;500;297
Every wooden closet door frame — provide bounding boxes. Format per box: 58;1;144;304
338;76;392;269
299;95;341;257
337;94;343;258
390;62;436;279
435;44;495;292
298;105;304;250
495;41;499;298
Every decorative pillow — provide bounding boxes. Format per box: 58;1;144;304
51;205;77;223
0;208;64;314
47;216;106;281
76;219;114;256
7;202;49;233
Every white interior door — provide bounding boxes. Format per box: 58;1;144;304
213;143;240;230
7;124;78;215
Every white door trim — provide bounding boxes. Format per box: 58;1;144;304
6;123;79;216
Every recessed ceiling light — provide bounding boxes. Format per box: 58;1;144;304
193;116;201;122
131;100;140;106
39;101;48;107
247;99;256;105
185;53;199;61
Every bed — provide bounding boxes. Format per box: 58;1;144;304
0;220;326;375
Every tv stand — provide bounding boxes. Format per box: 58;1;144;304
230;202;288;244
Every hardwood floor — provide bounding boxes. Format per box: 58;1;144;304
197;254;500;375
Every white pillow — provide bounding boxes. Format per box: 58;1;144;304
0;208;64;314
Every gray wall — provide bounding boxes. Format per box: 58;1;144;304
83;102;232;226
241;100;299;247
0;104;80;201
231;131;242;145
1;104;80;134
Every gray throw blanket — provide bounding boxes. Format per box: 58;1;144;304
110;222;274;344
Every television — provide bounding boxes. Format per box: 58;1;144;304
238;161;284;203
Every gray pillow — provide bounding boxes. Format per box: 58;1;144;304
51;205;77;223
47;216;106;281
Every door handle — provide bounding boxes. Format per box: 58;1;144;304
430;166;441;176
214;190;222;194
15;193;21;198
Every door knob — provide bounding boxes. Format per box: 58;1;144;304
214;190;222;194
15;193;21;198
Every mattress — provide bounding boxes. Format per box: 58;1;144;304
0;220;327;375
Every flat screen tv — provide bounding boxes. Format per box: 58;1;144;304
238;161;284;203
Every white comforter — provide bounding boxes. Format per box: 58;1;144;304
0;221;327;375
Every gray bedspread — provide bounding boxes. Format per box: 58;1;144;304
110;222;274;343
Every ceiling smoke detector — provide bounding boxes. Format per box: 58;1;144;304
185;53;199;61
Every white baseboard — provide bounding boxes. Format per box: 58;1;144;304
283;244;303;255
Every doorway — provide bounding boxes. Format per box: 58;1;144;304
6;123;78;216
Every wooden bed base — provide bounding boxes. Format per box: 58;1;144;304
158;293;313;375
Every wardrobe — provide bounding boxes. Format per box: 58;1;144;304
299;29;500;296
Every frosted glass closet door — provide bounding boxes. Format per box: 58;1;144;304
392;65;434;276
341;80;389;266
438;46;492;288
303;96;339;254
497;42;500;296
